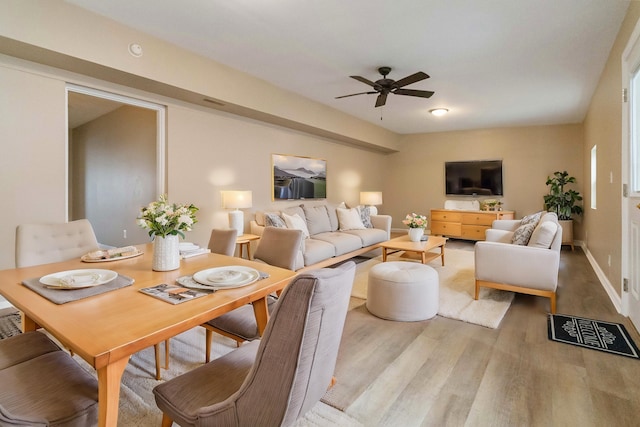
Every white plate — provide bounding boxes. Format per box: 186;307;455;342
81;250;143;263
192;266;260;288
40;269;118;289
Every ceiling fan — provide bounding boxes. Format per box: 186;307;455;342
335;66;434;108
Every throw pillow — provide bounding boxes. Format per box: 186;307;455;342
528;221;558;248
520;211;543;227
511;223;536;245
336;207;366;231
301;204;332;235
357;205;373;228
264;213;286;228
281;212;310;239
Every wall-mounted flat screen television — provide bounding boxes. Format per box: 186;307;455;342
445;160;503;196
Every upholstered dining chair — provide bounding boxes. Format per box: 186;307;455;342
153;261;356;427
14;220;167;379
0;331;99;426
201;227;304;359
207;228;238;256
15;219;100;268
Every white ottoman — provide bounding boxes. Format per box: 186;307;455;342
366;261;439;321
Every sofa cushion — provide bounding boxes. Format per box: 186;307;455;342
312;232;362;256
282;212;310;239
302;205;332;235
326;203;340;231
337;208;366;231
528;221;558;248
343;228;388;246
282;205;306;220
511;222;536;245
265;213;286;228
302;239;336;265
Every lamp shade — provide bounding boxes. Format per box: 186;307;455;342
222;191;252;209
360;191;383;206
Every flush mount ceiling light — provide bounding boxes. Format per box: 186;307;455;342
128;43;143;57
429;108;449;117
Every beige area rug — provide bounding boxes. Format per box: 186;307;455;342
58;327;362;426
350;248;514;329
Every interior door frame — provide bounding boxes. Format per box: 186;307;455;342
65;84;166;221
621;18;640;318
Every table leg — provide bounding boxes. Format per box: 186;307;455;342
252;296;270;336
21;312;38;332
440;245;445;266
421;252;427;264
97;356;130;427
382;248;388;262
246;243;252;260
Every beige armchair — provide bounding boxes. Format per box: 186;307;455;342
474;212;562;313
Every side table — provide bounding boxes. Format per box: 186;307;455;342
236;233;260;259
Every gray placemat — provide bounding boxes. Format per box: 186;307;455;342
22;274;135;304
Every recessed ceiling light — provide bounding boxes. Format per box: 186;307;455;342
128;43;143;57
429;108;449;117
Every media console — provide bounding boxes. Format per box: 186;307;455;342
430;209;515;241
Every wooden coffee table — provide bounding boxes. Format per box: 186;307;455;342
379;235;448;265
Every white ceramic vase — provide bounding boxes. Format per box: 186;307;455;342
408;227;424;242
152;234;180;271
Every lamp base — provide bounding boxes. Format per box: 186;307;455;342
228;210;244;236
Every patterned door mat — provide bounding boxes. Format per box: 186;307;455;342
548;314;640;359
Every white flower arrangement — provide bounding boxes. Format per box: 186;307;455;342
137;194;198;239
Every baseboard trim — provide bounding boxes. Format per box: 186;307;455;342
580;241;622;313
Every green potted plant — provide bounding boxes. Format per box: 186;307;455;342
543;171;583;249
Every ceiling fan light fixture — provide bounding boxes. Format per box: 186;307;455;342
429;108;449;117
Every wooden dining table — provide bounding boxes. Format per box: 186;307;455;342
0;243;297;427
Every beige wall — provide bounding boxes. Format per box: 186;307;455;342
71;105;157;246
386;125;584;235
583;2;640;299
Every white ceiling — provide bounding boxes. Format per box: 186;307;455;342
65;0;630;135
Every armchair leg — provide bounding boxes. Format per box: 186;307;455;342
161;413;173;427
550;293;557;314
474;279;480;300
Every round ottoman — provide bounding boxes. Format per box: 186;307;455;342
366;261;438;321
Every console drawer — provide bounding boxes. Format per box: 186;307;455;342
461;213;495;226
431;221;462;236
431;211;462;222
461;225;489;240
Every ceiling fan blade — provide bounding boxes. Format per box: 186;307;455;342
375;92;388;107
394;88;435;98
335;91;377;99
350;75;377;87
393;72;429;88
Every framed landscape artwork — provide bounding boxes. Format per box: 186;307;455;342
272;154;327;200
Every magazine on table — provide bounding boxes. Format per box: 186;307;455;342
139;283;209;304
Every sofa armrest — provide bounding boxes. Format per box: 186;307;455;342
249;220;265;237
371;215;392;239
491;219;521;231
474;241;560;291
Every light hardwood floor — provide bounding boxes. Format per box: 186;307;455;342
335;239;640;427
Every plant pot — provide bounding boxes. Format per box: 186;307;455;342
152;234;181;271
558;219;574;249
408;228;424;242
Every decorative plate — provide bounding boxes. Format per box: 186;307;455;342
192;266;260;288
39;269;118;289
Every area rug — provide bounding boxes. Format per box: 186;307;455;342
350;248;514;329
548;313;640;359
0;317;362;426
0;309;21;338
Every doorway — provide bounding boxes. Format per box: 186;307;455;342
622;23;640;332
66;85;166;247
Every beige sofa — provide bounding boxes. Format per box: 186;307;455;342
251;203;391;271
474;212;562;313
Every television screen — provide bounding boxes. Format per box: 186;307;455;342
445;160;503;196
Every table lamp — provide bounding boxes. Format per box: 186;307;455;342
222;190;252;236
360;191;383;215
